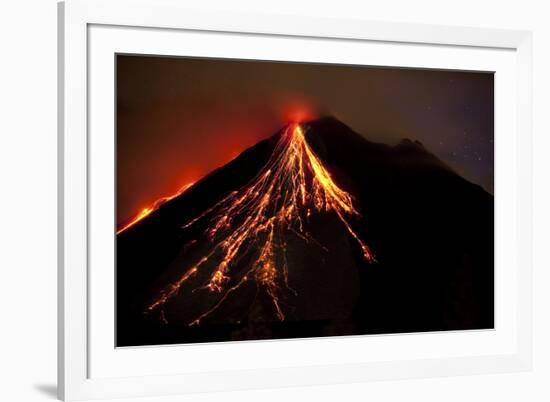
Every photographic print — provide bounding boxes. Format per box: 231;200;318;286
116;55;494;347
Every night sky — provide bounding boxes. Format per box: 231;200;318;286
117;55;493;222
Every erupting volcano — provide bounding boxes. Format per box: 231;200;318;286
117;116;494;347
145;124;375;325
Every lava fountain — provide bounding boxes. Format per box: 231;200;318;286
145;123;375;325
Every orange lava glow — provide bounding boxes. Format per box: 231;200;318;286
146;124;375;324
116;182;194;234
281;103;318;124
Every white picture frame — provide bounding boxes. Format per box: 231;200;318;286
58;0;533;400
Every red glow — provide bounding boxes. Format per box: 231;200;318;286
281;100;319;124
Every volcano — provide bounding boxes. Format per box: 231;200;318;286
116;116;494;347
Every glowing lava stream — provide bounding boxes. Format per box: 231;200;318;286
116;182;195;234
146;124;375;325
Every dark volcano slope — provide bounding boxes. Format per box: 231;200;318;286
304;117;493;335
116;116;493;346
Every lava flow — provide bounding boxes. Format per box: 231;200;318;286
117;182;195;234
146;123;375;325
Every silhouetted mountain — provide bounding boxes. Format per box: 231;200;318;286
116;116;493;346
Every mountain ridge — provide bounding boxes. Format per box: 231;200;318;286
116;115;494;346
118;115;481;233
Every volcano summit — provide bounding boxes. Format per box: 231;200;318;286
116;116;494;346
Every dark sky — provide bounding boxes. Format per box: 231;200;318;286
117;55;493;222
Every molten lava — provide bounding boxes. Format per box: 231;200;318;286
116;182;195;234
146;124;375;325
